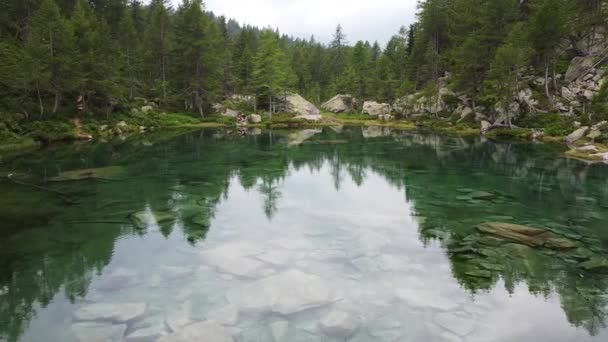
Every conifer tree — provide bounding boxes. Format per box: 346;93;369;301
173;0;221;117
26;0;72;115
253;29;295;117
118;5;139;100
142;0;171;103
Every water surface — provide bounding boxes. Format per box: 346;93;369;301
1;127;608;342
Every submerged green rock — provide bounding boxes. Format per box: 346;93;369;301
476;222;577;250
579;258;608;273
469;191;495;200
50;166;126;182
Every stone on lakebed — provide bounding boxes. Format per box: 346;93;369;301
476;222;577;250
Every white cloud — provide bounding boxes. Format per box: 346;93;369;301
169;0;419;46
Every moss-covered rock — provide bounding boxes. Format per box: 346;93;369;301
50;166;126;182
476;222;577;250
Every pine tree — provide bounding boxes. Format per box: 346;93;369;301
118;5;139;100
173;0;221;117
25;0;72;115
142;0;171;103
253;29;295;117
70;0;116;115
528;0;568;104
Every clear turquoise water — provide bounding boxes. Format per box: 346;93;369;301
1;127;608;342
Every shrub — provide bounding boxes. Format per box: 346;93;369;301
516;113;575;136
28;120;74;142
486;128;532;139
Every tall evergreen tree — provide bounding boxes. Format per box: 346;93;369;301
253;29;295;117
142;0;171;103
173;0;221;117
26;0;72;115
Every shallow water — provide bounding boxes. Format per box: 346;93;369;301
1;127;608;342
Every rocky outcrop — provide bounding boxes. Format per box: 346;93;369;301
322;94;356;113
565;56;595;83
362;101;391;116
565;143;608;162
559;53;606;112
393;87;456;117
213;103;242;118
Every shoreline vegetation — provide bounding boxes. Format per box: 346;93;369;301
0;107;593;160
1;0;607;162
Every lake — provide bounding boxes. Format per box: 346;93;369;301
1;126;608;342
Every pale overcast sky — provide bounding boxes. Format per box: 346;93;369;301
169;0;419;46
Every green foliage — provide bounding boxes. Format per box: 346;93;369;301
253;30;296;114
590;76;608;121
516;113;576;137
28;120;74;142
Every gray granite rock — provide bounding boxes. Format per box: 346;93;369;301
226;270;332;315
71;322;127;342
157;321;234;342
73;302;146;323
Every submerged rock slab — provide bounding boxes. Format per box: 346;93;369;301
579;258;608;273
319;310;360;338
476;222;577;250
199;241;266;277
433;312;476;337
71;322;127;342
157;321;234;342
50;166;125;182
73;302;146;323
269;320;289;341
226;270;332;315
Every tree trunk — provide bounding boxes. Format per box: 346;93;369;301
544;57;552;106
36;82;44;119
552;59;558;95
53;92;60;114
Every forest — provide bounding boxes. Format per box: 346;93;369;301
0;0;607;140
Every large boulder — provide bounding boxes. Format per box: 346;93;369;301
247;114;262;124
322;94;356;113
279;93;321;119
392;95;415;116
561;87;576;101
565;56;595;83
213;103;242;118
517;88;539;111
566;126;589;144
362;101;391;116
